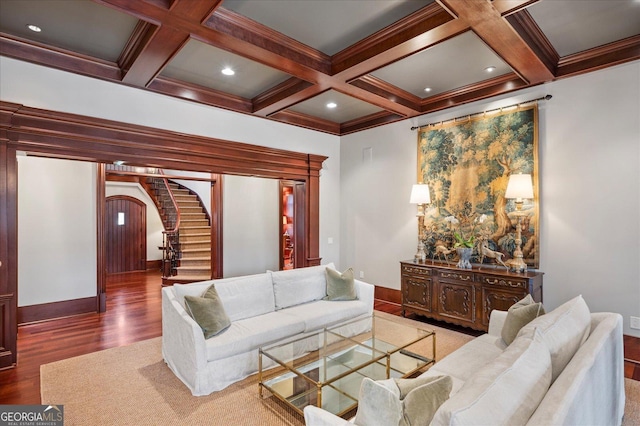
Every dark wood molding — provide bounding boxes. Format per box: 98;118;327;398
349;75;421;111
211;174;223;279
420;73;527;113
149;76;254;113
375;286;402;305
507;10;559;75
340;111;403;135
270;110;341;135
0;119;18;368
17;297;97;325
97;164;107;313
556;35;640;79
146;260;162;270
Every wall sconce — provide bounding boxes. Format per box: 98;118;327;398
505;173;534;272
410;183;431;262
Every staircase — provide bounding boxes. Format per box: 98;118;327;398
150;178;212;285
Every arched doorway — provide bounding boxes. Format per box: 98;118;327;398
105;195;146;274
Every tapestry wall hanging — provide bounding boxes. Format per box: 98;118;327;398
417;104;539;269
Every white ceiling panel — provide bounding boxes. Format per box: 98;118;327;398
289;90;384;123
371;31;513;98
527;0;640;57
161;39;291;99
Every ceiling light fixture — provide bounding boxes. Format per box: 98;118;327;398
221;67;235;76
485;66;496;73
424;87;432;93
326;102;337;109
27;24;42;33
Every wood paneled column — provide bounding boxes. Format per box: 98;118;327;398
0;103;19;369
305;154;326;267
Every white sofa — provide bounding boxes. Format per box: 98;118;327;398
304;295;625;425
162;263;374;396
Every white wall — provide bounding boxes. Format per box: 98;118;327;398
17;156;96;306
223;176;280;277
341;61;640;337
105;182;164;261
0;56;341;280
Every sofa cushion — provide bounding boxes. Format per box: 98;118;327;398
517;294;591;382
324;267;357;301
173;273;275;322
272;263;335;309
354;376;452;426
432;330;552;425
204;311;305;361
279;299;369;332
422;333;506;390
501;294;545;345
184;284;231;339
214;273;275;322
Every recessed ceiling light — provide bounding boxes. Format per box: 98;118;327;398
424;87;432;93
221;67;235;76
27;24;42;33
326;102;337;109
485;66;496;73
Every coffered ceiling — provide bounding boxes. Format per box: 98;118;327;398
1;0;639;135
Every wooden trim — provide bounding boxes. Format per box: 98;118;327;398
269;110;341;135
556;35;640;79
146;260;162;270
0;121;18;368
506;10;559;75
349;75;421;111
252;78;314;114
210;174;223;279
17;297;97;325
374;286;402;305
96;164;107;312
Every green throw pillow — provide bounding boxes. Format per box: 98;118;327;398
354;375;452;426
324;267;357;301
501;294;545;345
184;284;231;339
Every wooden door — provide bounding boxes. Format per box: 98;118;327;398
105;196;146;274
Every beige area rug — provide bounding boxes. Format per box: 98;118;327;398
40;313;640;425
40;313;472;425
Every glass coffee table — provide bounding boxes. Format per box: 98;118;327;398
258;314;435;418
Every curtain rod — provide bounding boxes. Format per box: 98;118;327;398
410;94;552;131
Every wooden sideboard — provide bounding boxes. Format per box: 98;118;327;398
400;260;543;332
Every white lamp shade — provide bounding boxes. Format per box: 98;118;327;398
410;183;431;204
505;173;534;200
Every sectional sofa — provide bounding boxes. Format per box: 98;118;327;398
161;263;374;396
304;295;625;425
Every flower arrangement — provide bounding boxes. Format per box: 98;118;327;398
444;209;487;249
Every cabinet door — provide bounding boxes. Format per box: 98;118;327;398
481;287;526;327
438;281;475;324
402;276;432;312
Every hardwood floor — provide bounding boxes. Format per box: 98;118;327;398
1;271;639;405
0;270;163;404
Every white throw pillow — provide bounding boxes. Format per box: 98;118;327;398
271;263;335;309
432;329;552;426
516;294;591;382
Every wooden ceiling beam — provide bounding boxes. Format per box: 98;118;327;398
556;35;640;79
331;3;454;75
440;0;554;84
107;0;223;87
